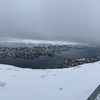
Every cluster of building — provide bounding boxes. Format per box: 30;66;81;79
0;45;88;59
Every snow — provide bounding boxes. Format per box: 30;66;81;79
0;37;83;46
0;62;100;100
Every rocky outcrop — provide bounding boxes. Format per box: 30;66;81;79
59;56;100;68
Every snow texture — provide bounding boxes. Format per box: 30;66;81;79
0;38;83;46
0;62;100;100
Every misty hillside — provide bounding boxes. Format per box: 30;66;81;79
0;38;82;46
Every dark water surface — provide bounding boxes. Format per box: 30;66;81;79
0;47;100;69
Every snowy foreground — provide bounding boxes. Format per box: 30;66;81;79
0;62;100;100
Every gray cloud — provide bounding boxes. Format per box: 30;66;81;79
0;0;100;44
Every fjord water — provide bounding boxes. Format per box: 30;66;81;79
0;47;100;69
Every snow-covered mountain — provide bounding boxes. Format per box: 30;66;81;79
0;62;100;100
0;38;84;46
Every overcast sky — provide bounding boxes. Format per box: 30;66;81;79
0;0;100;44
